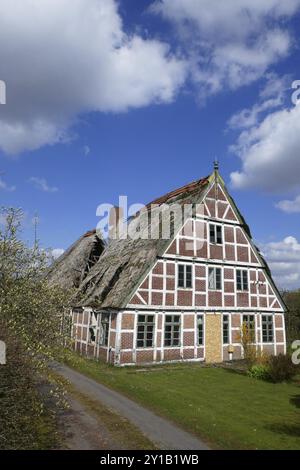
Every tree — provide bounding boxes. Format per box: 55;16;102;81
0;207;72;449
282;289;300;346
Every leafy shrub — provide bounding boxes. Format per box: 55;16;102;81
248;354;298;383
267;354;298;383
248;364;270;381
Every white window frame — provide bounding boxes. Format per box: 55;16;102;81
208;267;222;291
197;314;204;346
242;314;256;343
209;223;223;245
99;313;110;346
164;314;181;347
177;264;193;289
222;314;230;345
136;314;155;349
262;315;274;344
236;269;249;291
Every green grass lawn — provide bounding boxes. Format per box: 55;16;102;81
63;351;300;450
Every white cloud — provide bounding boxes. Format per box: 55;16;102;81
51;248;65;259
230;101;300;191
0;0;187;155
153;0;300;37
276;195;300;213
83;145;91;157
29;177;58;193
0;176;16;192
152;0;299;96
260;236;300;289
228;74;289;130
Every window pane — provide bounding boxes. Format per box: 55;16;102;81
178;265;185;286
197;315;203;345
242;271;248;291
216;269;222;290
186;265;192;288
216;226;222;244
209;224;215;243
236;270;242;290
223;315;229;344
208;268;215;290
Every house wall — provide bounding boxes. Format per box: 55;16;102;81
71;308;117;363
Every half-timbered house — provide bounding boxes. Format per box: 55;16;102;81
50;165;286;365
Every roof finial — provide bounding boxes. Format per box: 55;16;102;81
214;158;219;172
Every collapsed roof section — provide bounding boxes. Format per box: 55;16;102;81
46;229;105;290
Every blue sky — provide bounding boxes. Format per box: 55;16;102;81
1;0;300;289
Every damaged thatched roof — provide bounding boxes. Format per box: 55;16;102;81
76;177;210;309
46;229;105;290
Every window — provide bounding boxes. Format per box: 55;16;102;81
164;315;181;347
242;315;255;342
223;315;230;344
262;315;274;343
89;327;96;343
209;224;222;244
89;313;97;343
137;315;155;348
178;264;193;288
197;315;204;345
99;313;110;346
236;270;249;291
208;267;222;290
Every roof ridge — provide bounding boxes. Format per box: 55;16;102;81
145;176;209;209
